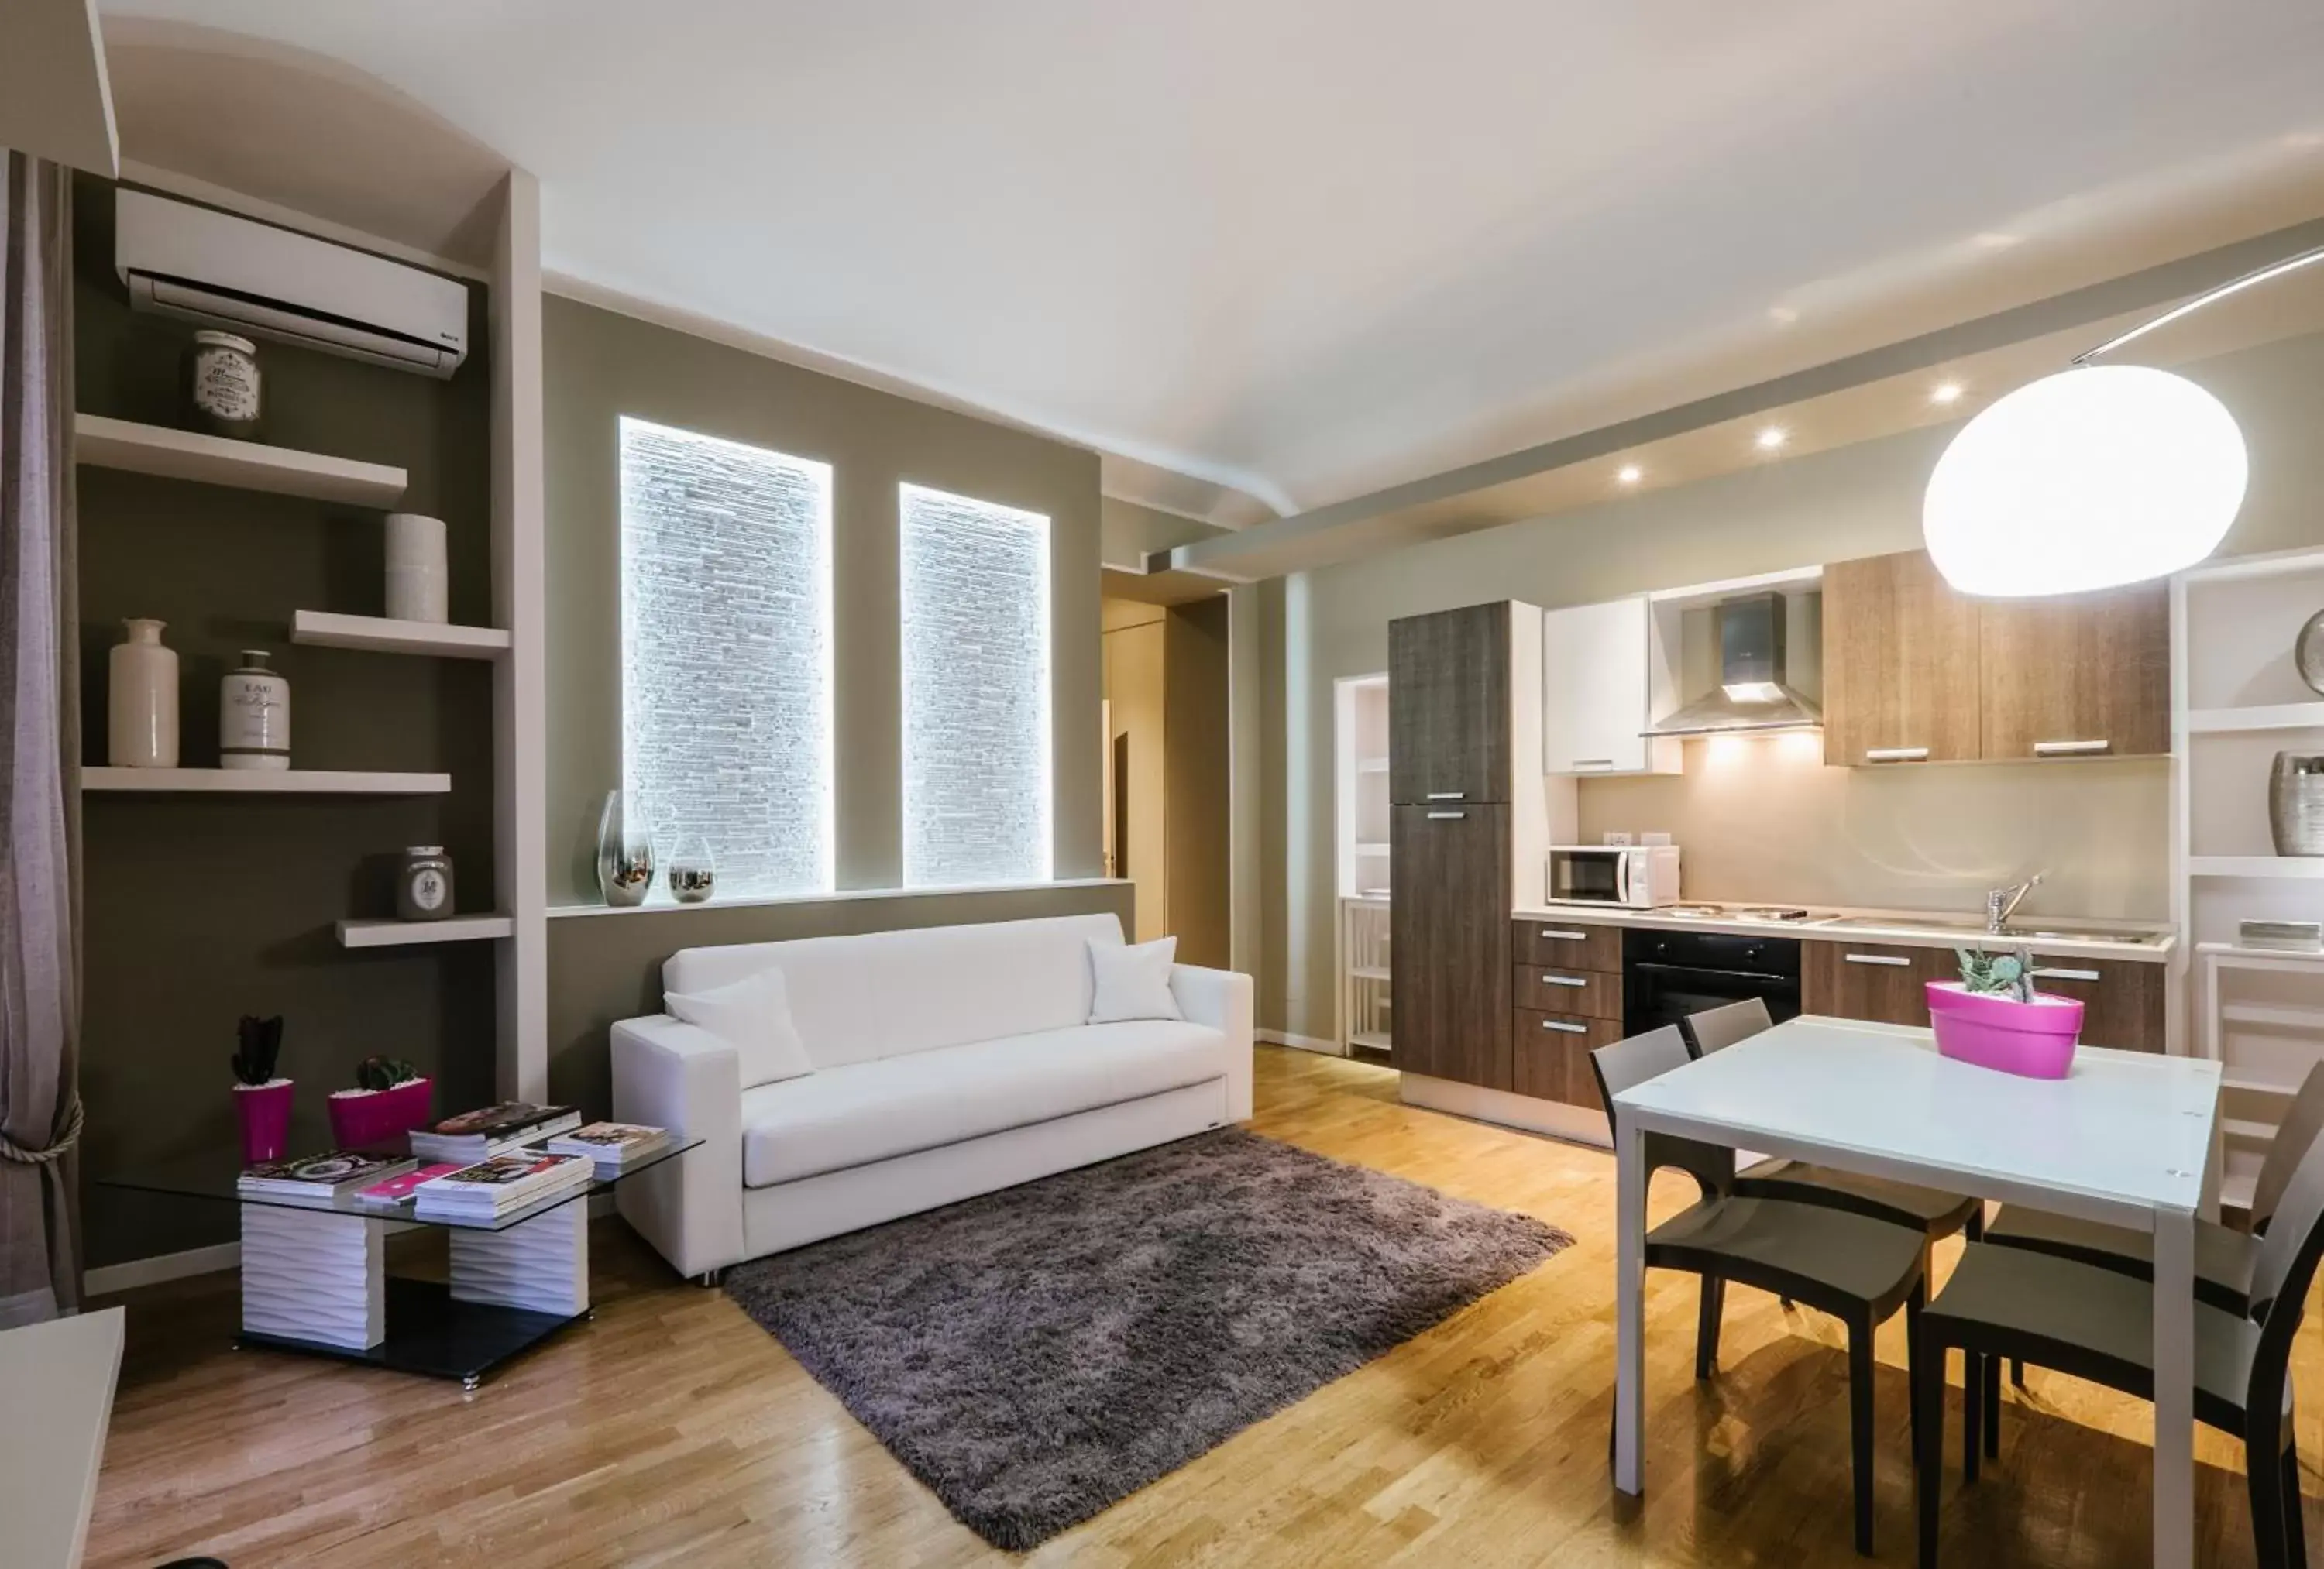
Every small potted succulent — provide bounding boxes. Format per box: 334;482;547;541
232;1015;292;1165
1927;946;2085;1079
326;1055;434;1148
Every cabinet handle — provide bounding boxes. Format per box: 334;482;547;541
1573;758;1616;770
1865;747;1930;764
1426;810;1466;820
1537;929;1590;941
1538;973;1588;987
2033;966;2102;982
1844;953;1911;966
1540;1019;1587;1034
1426;791;1466;801
2033;739;2111;756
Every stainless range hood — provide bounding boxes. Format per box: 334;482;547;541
1647;591;1821;736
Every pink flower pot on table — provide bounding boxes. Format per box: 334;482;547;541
232;1078;294;1165
326;1077;435;1149
1926;982;2085;1079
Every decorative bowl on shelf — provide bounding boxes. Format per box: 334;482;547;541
1927;982;2083;1079
326;1076;433;1148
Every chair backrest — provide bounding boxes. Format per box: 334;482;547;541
1588;1025;1734;1201
1683;997;1773;1057
2247;1120;2324;1419
2250;1061;2324;1231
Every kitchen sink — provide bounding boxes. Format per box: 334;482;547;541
1998;925;2167;947
1807;914;2164;947
1813;915;1988;933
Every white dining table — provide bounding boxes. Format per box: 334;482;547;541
1610;1015;2221;1569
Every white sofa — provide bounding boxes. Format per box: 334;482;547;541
610;912;1253;1278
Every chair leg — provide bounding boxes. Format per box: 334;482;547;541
1916;1340;1944;1569
2012;1358;2025;1389
1962;1354;1982;1485
1965;1205;1984;1243
2282;1436;2307;1569
1906;1283;1926;1468
1695;1275;1724;1381
2250;1432;2288;1569
1848;1310;1876;1557
1982;1351;2001;1460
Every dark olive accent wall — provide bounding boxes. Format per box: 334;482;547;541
545;881;1136;1118
72;177;497;1267
541;294;1106;906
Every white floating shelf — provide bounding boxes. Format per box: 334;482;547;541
1354;842;1390;854
2188;856;2324;879
2185;702;2324;734
291;611;510;659
2223;1116;2276;1144
337;915;514;949
84;767;451;795
1356;758;1390;774
1350;966;1391;981
74;414;407;508
1349;1031;1392;1051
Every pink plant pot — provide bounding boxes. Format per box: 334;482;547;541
326;1077;434;1150
1926;982;2085;1079
232;1078;294;1165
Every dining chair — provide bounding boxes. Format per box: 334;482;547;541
1912;1124;2324;1569
1683;1000;1987;1250
1593;1025;1932;1556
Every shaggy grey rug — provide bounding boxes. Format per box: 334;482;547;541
724;1128;1569;1550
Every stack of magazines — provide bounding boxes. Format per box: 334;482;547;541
239;1151;417;1203
545;1121;672;1175
409;1102;582;1165
411;1150;595;1220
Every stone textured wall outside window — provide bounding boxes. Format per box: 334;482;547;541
620;417;834;898
899;482;1052;887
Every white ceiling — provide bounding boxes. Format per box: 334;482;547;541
91;1;2324;527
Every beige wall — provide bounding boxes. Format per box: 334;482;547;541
1263;328;2324;1039
1102;602;1169;938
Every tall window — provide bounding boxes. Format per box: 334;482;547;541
620;417;834;898
899;482;1052;887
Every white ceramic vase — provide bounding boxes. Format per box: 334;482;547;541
220;650;290;771
108;618;180;767
384;513;449;624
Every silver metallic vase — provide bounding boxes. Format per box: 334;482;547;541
2270;754;2324;857
596;790;655;905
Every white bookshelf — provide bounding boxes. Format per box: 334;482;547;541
2171;544;2324;1213
291;610;511;659
1335;673;1393;1056
337;915;514;948
84;767;452;795
74;414;408;508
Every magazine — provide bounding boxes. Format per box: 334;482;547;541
239;1151;417;1199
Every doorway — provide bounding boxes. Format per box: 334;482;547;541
1099;596;1231;966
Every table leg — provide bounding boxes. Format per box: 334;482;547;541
1614;1114;1646;1495
2152;1203;2195;1569
448;1202;590;1318
240;1206;384;1351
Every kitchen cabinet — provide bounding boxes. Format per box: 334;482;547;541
1821;550;1983;767
1391;803;1513;1090
1514;918;1622;971
1822;549;2170;766
1512;1008;1621;1107
1540;596;1677;776
1978;582;2170;761
1389;603;1510;805
2024;954;2165;1053
1514;963;1623;1021
1803;939;1957;1026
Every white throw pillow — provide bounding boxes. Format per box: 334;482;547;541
1088;936;1184;1025
665;967;814;1089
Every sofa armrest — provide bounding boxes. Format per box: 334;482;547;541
1171;964;1254;1122
610;1014;745;1277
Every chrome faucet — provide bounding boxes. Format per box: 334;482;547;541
1985;872;2045;934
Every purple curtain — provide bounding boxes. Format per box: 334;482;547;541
0;150;82;1327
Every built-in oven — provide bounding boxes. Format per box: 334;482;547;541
1623;926;1802;1039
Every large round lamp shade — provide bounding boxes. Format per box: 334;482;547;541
1922;365;2247;596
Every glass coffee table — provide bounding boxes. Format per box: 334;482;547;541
101;1139;699;1389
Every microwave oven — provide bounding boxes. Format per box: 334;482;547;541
1544;844;1681;909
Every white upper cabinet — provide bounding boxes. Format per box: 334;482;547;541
1541;596;1681;776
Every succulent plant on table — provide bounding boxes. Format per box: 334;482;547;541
1954;946;2038;1004
352;1055;421;1092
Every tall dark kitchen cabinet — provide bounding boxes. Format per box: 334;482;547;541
1388;602;1567;1104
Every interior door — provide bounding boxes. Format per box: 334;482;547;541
1391;803;1513;1090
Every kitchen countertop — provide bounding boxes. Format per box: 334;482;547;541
1509;902;2176;963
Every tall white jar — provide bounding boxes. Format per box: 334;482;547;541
108;618;180;767
220;650;290;771
383;513;449;624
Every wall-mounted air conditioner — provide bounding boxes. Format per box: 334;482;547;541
115;187;467;378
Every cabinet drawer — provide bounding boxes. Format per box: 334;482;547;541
1514;918;1621;971
2025;955;2165;1053
1803;940;1955;1027
1512;1008;1621;1107
1515;963;1622;1020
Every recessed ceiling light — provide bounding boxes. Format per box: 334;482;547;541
1755;426;1788;451
1768;305;1800;325
1932;383;1964;405
1617;464;1642;485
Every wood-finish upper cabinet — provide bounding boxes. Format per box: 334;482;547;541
1821;551;1983;767
1978;582;2170;760
1391;803;1513;1090
1389;603;1511;805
